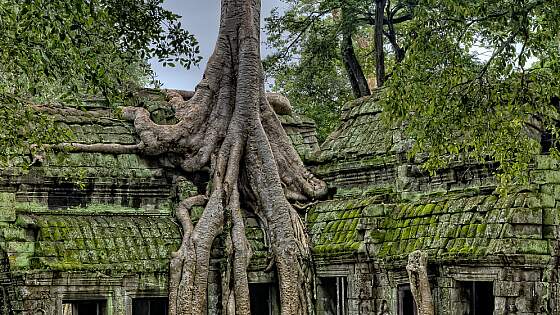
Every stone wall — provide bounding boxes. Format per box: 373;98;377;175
2;92;560;314
0;92;322;314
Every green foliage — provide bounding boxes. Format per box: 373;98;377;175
0;100;71;168
381;0;560;186
0;0;201;167
265;3;354;141
265;0;411;141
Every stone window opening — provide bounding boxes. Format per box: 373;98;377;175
132;297;168;315
317;276;348;315
397;284;417;315
457;281;494;315
248;283;280;315
62;300;106;315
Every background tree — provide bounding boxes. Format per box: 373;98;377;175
268;0;560;187
0;0;201;166
382;0;560;187
264;12;353;141
265;0;415;140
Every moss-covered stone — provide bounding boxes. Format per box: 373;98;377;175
0;192;16;222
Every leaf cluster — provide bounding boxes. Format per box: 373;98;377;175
382;0;560;186
0;0;201;167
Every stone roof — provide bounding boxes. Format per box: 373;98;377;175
3;214;180;272
2;91;559;274
319;94;394;163
377;191;550;262
307;94;558;268
0;91;318;274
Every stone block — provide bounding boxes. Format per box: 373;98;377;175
531;170;560;184
524;195;542;208
6;241;34;254
539;193;555;208
542;208;559;225
485;223;503;238
363;204;385;217
495;281;520;297
0;192;16;222
553;184;560;201
492;297;507;315
1;226;30;241
535;155;560;170
505;224;542;239
9;253;31;269
512;271;540;282
509;208;542;224
542;225;557;239
519;239;550;255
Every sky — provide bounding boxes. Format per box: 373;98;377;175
149;0;286;90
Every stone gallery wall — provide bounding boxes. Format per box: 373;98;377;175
1;92;560;314
0;91;321;314
307;95;560;314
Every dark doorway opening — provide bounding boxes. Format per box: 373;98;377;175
398;284;417;315
317;276;348;315
458;281;494;315
62;300;106;315
132;297;168;315
249;283;279;315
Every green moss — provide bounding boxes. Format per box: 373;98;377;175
409;205;421;217
401;227;411;239
416;225;427;237
459;225;470;237
421;204;436;216
520;240;550;255
476;224;487;236
414;238;423;250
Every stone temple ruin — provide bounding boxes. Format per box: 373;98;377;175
1;91;559;314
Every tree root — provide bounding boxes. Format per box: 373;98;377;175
60;0;327;314
54;143;142;154
406;250;434;315
165;89;293;116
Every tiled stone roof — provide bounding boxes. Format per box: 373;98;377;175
319;96;392;163
3;214;180;272
306;93;557;268
377;191;550;261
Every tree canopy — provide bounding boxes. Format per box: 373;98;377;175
382;0;560;186
265;0;415;140
267;0;560;186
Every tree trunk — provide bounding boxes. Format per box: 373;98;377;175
374;0;387;87
60;0;327;314
341;33;371;97
406;250;434;315
340;7;371;97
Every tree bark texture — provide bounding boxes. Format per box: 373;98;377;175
340;7;371;97
374;0;387;87
61;0;327;314
406;250;435;315
341;33;371;97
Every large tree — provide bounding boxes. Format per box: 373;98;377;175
64;0;327;314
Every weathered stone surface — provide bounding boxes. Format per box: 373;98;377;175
3;94;560;314
0;193;16;222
